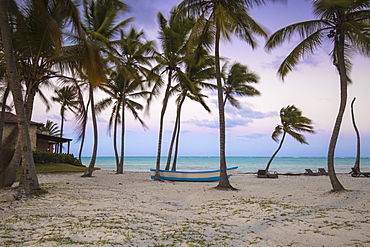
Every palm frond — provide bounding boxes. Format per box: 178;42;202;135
277;30;325;79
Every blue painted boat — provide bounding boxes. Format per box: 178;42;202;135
150;166;238;182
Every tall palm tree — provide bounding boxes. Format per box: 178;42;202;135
107;27;155;174
9;0;84;121
70;0;129;177
265;0;370;191
265;105;315;172
0;0;39;193
2;0;85;189
97;71;150;173
152;10;195;180
166;48;216;171
177;0;281;189
222;62;260;108
52;86;79;152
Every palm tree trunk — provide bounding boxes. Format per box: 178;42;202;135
113;110;120;169
117;98;126;174
351;97;360;172
155;70;173;180
0;85;10;146
165;116;178;170
60;112;64;153
265;131;286;173
78;98;90;162
327;31;346;192
0;0;39;193
24;86;37;121
171;94;186;171
215;25;233;190
82;85;98;177
172;109;182;171
166;93;186;171
0;127;19;187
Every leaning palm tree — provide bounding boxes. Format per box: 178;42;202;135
351;97;361;172
177;0;283;189
222;62;260;108
52;86;79;152
265;0;370;191
265;105;315;173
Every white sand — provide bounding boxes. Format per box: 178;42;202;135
1;170;370;246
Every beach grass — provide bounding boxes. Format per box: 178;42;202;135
15;163;99;181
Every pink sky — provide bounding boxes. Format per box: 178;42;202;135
32;0;370;157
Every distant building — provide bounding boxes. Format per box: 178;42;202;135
2;112;72;154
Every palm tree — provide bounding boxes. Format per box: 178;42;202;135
39;120;61;137
107;27;155;174
97;71;150;173
2;0;85;189
9;0;85;121
351;97;361;172
0;0;39;193
166;47;216;171
222;62;260;108
152;10;195;180
71;0;129;177
265;0;370;191
52;86;79;152
177;0;281;189
265;105;315;173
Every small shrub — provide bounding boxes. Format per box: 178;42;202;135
33;151;83;167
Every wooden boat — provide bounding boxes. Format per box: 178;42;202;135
150;166;238;182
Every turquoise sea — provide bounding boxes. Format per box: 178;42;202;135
80;156;370;174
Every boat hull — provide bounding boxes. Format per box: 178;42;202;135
150;166;238;182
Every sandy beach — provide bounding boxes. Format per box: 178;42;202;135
1;170;370;246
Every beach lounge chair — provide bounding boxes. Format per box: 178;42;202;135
304;169;319;176
257;169;267;178
318;168;328;175
351;167;370;177
267;171;279;179
257;169;279;179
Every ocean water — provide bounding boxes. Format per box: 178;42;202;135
80;156;370;174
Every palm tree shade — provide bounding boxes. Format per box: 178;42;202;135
265;0;370;191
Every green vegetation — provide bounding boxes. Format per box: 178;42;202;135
15;163;99;181
33;151;83;167
34;163;89;173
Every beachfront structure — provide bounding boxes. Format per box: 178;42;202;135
2;112;72;154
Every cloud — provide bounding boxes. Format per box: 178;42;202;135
262;53;321;72
187;105;277;129
236;132;270;140
124;0;178;35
